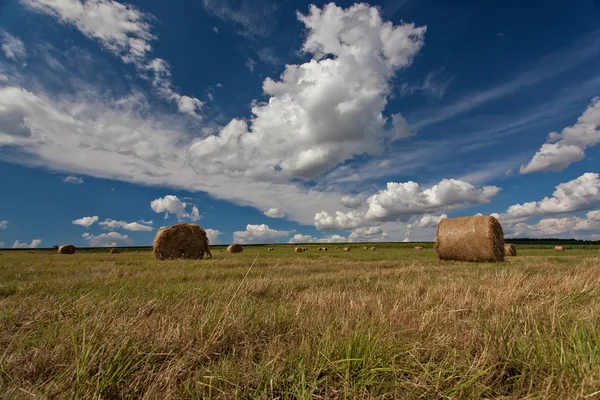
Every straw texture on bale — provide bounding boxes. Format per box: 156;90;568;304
110;248;121;254
295;247;304;253
227;244;243;253
435;216;505;262
555;246;565;252
153;224;212;260
414;246;424;251
58;244;76;254
504;244;517;256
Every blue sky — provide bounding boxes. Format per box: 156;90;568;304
1;0;599;248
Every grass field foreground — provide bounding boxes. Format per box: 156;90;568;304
1;246;600;399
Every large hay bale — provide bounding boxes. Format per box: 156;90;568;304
414;246;424;251
110;248;122;254
555;246;565;252
58;244;76;254
504;244;517;256
226;244;243;253
295;247;304;253
435;216;504;262
153;223;212;260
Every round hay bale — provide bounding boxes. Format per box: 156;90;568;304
363;246;368;250
58;244;76;254
295;247;304;253
504;244;517;256
414;246;424;251
435;216;504;262
370;247;376;251
136;250;140;254
323;247;328;251
554;246;565;252
110;248;122;254
153;224;212;260
343;247;350;252
226;244;243;253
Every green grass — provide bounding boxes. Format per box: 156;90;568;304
1;246;600;399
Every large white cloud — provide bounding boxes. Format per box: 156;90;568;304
508;210;600;238
521;98;600;174
99;219;153;231
404;213;447;241
233;224;292;244
72;215;99;227
348;226;388;242
21;0;203;116
205;228;222;245
150;195;200;221
82;231;132;247
315;178;499;230
1;31;26;62
12;239;42;248
187;3;426;180
0;220;8;230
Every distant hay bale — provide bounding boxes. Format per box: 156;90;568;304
136;251;140;254
226;244;243;253
504;244;517;256
343;247;350;252
370;247;376;251
58;244;76;254
435;216;504;262
153;223;212;260
555;246;565;252
323;247;328;251
295;247;304;253
363;246;368;250
110;248;122;254
414;246;424;251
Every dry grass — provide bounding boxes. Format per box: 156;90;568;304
1;247;600;399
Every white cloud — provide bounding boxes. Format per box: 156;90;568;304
72;215;99;227
205;228;221;245
138;219;152;225
22;0;203;116
201;0;280;38
340;195;362;209
62;175;84;184
150;195;200;221
1;31;26;62
263;207;285;218
233;224;292;244
406;213;448;230
508;210;600;238
318;234;348;243
187;3;426;180
315;178;499;230
288;234;317;243
99;218;153;231
520;98;600;174
212;27;219;34
0;242;4;248
500;172;600;222
349;226;388;242
245;57;256;72
82;231;132;247
0;220;8;230
12;239;42;248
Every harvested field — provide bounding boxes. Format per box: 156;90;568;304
1;246;599;398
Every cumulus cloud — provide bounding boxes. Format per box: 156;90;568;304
508;210;600;238
72;215;99;227
340;195;362;209
99;218;153;231
22;0;203;116
521;98;600;174
233;224;292;244
404;213;447;241
263;207;286;218
349;226;388;242
205;228;222;245
150;195;200;221
499;172;600;223
1;31;26;62
62;175;84;184
0;220;8;230
315;179;499;230
82;231;132;247
12;239;42;248
288;234;317;243
187;3;426;180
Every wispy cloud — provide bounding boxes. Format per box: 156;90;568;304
201;0;281;38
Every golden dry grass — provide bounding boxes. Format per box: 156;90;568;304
0;247;599;399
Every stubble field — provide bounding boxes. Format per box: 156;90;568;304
1;245;600;399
